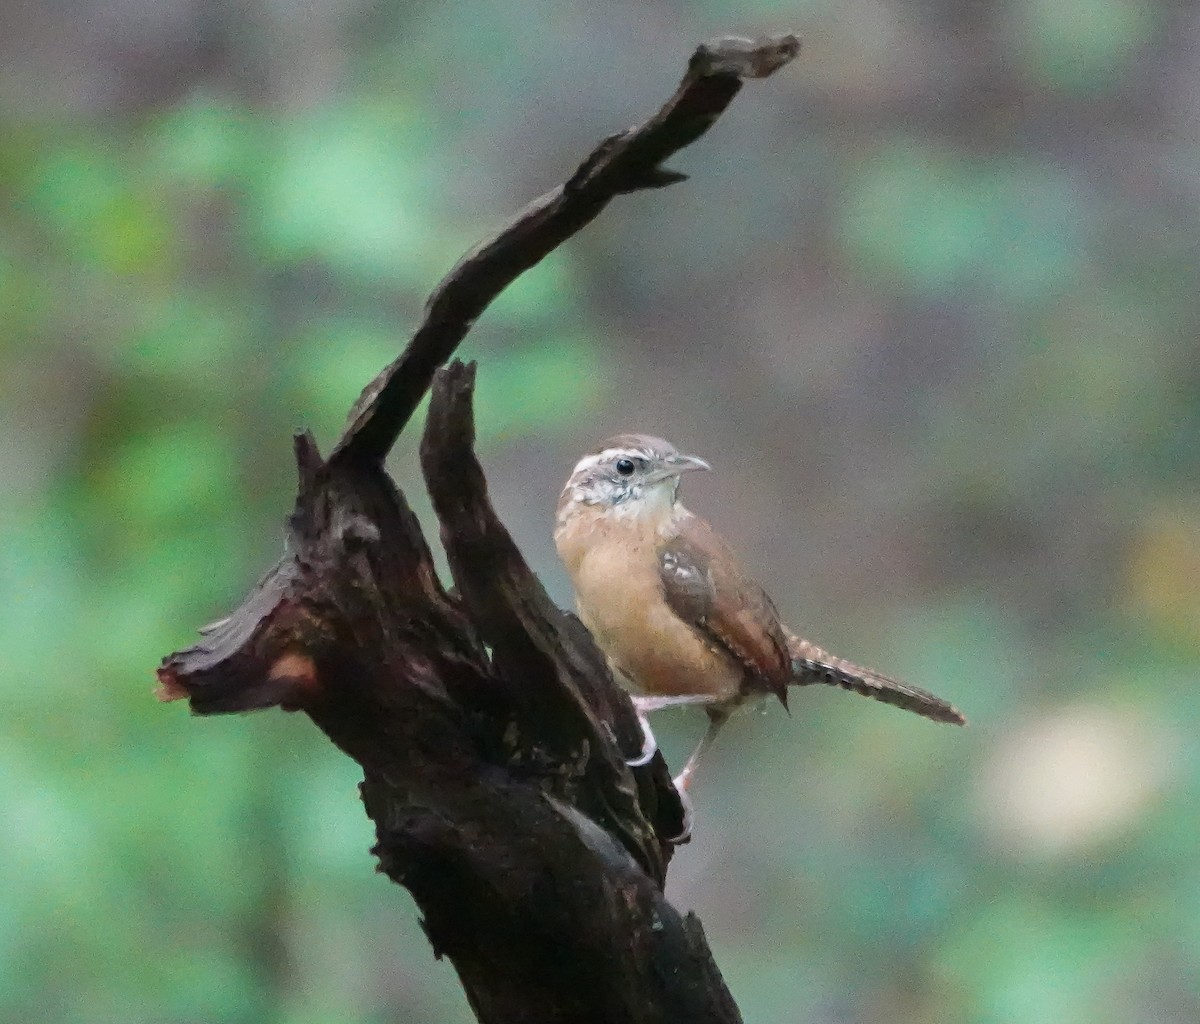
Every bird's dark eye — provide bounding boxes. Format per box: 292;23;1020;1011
615;458;636;477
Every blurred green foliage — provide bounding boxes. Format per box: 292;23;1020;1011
2;0;1198;1022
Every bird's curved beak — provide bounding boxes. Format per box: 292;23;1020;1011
645;453;711;484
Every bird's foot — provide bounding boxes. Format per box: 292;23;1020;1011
672;763;697;794
625;713;658;767
664;777;694;844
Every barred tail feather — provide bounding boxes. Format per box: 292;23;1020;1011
786;635;966;726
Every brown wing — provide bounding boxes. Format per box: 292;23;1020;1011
659;517;792;708
788;635;966;726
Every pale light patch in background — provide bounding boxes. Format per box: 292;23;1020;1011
977;706;1176;857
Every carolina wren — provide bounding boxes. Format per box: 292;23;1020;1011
554;434;965;794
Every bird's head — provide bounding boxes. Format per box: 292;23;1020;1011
557;434;711;523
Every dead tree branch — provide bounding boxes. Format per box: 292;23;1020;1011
158;33;800;1024
333;32;800;468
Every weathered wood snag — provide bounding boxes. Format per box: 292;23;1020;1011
158;33;800;1024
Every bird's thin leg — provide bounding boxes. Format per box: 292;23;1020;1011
664;706;733;844
673;706;732;793
632;694;719;712
625;693;719;767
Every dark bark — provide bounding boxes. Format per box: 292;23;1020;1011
158;33;799;1024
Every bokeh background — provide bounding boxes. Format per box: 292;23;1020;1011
4;0;1199;1021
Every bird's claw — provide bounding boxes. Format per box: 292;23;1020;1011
664;777;694;844
625;714;658;768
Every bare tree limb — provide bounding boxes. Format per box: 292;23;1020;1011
332;32;799;467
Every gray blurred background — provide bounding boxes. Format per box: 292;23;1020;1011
3;0;1199;1021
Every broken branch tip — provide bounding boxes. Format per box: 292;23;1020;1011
693;32;802;79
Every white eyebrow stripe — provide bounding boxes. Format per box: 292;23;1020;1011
597;447;650;463
569;448;648;476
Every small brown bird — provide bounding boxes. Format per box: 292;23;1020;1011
555;434;965;795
